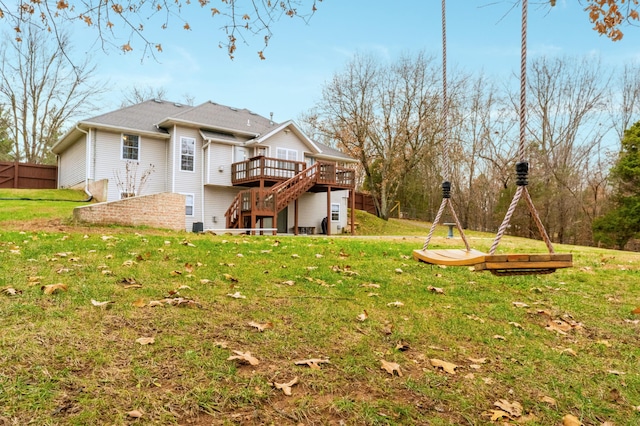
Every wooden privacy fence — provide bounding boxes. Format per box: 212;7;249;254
349;192;378;216
0;161;58;189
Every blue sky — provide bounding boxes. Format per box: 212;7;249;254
80;0;640;122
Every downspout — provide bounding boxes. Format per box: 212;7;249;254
201;139;205;226
76;125;94;201
171;125;177;192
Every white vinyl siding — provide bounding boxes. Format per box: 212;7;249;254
58;136;86;188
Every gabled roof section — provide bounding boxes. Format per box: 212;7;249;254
158;101;277;136
84;99;187;135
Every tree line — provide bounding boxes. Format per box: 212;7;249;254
301;52;640;249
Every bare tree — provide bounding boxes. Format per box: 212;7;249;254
313;52;442;220
0;28;104;164
526;55;611;243
0;0;321;60
119;86;196;108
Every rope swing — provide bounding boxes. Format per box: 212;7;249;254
414;0;572;275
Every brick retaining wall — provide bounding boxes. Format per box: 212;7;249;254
74;193;186;231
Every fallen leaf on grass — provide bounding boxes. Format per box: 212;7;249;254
494;399;522;417
127;409;144;418
200;279;213;284
387;301;404;307
136;337;155;345
360;283;380;288
132;299;147;308
512;301;529;308
90;299;114;307
294;358;330;369
380;359;402;376
562;414;583;426
41;283;68;294
180;240;196;247
493;335;506;340
281;280;295;286
632;306;640;314
1;287;22;296
228;350;259;366
248;321;273;332
483;409;510;421
272;377;299;396
427;286;444;294
227;292;246;299
607;370;625;375
430;359;458;375
223;273;238;282
541;396;557;406
394;268;403;274
356;310;368;322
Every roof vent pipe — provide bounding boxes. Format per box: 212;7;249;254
270;112;273;125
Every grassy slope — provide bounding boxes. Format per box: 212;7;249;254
0;194;639;425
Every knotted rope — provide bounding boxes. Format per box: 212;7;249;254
488;0;555;255
422;0;471;252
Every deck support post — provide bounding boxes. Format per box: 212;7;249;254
350;188;355;235
294;199;299;235
326;186;332;236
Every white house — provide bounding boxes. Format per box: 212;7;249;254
51;99;358;234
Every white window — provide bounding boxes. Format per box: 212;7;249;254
184;194;194;216
122;134;139;161
331;203;340;222
256;146;268;157
181;137;196;172
276;147;297;161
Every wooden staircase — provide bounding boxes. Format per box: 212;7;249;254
225;162;323;230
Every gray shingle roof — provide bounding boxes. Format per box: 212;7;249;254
82;99;187;135
167;101;276;135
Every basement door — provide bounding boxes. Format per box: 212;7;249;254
277;208;288;234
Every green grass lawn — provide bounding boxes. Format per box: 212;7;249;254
1;193;639;425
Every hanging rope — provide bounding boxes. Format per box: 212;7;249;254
422;0;471;252
488;0;555;255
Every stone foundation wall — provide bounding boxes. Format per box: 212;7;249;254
74;192;185;231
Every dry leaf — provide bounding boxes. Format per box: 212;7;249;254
136;337;155;345
228;350;259;366
127;409;144;418
484;409;510;421
430;358;458;375
132;298;147;308
223;273;238;282
380;359;403;376
169;270;182;276
562;414;583;426
632;306;640;314
427;285;444;294
509;321;524;329
248;321;273;332
394;268;403;274
41;283;68;294
1;286;21;296
294;358;330;369
494;399;522;417
282;280;295;286
387;301;404;307
561;348;578;357
541;395;557;406
148;300;164;307
273;376;299;396
90;299;114;307
360;283;380;288
227;292;246;299
200;279;213;284
512;301;529;308
356;310;368;322
468;357;487;364
493;335;506;340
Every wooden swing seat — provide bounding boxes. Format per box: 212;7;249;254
412;248;487;266
474;253;573;276
413;249;573;276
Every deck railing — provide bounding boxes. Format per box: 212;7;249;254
225;160;356;229
231;156;307;185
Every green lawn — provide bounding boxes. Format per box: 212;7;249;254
0;194;639;425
